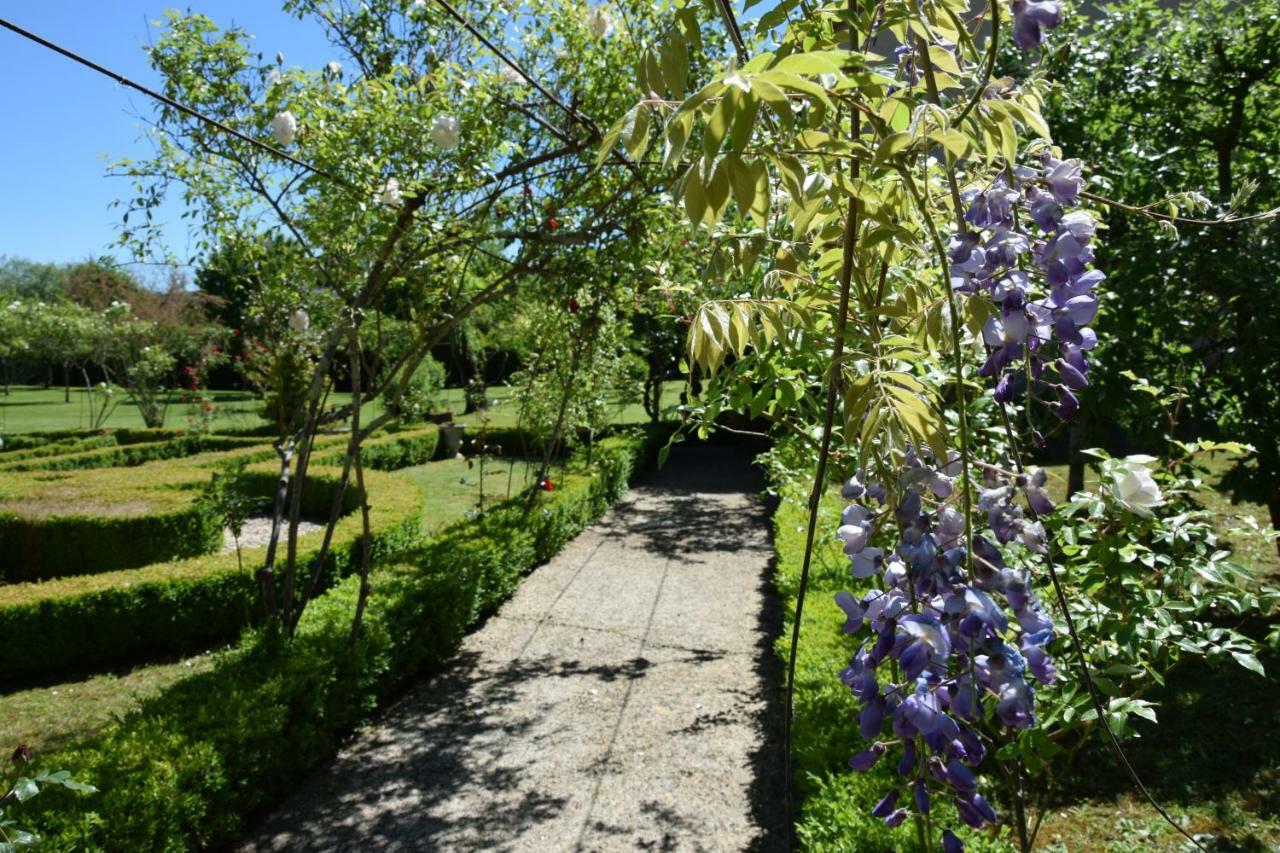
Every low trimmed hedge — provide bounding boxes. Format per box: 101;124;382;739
21;427;666;850
0;433;121;464
0;463;424;681
0;427;192;458
313;424;439;471
0;464;223;582
0;435;263;473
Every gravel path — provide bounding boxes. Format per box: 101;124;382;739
223;515;324;554
240;444;786;852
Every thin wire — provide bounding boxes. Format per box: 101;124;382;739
431;0;602;139
0;16;357;191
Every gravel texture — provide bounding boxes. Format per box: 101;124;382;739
223;515;324;554
240;444;786;852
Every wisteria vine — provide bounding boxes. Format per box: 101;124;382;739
833;3;1079;850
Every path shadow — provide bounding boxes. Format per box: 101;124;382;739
241;443;790;852
601;444;771;560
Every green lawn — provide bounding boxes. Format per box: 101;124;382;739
0;386;266;433
0;380;687;434
0;651;220;756
400;455;543;535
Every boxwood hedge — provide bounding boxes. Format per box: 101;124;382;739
0;463;423;682
0;465;222;582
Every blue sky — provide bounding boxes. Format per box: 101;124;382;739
0;2;334;269
0;2;775;272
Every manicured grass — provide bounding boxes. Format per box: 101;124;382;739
0;380;688;434
0;387;266;433
434;379;687;429
400;456;542;535
0;651;221;756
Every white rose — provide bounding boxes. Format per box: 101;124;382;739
1110;457;1163;517
501;64;526;85
430;114;460;149
588;7;614;38
377;177;402;207
289;308;310;334
271;111;297;146
326;60;343;76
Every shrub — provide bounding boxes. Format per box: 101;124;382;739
0;433;121;464
20;428;663;850
313;424;439;471
382;355;446;423
0;435;263;473
0;464;423;681
0;464;222;582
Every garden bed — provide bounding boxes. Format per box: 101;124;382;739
17;427;667;850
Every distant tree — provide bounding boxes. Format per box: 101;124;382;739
1045;0;1280;546
0;256;64;300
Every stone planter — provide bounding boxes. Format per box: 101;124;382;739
440;423;466;456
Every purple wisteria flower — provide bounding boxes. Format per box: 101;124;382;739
950;151;1104;422
1011;0;1065;50
833;453;1059;850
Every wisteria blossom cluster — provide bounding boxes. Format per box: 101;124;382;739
834;451;1059;847
948;154;1102;422
836;4;1077;849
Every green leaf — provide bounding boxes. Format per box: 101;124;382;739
930;129;970;160
659;35;689;98
1232;651;1266;677
726;155;756;221
704;88;737;158
663;110;693;169
927;44;962;76
11;778;38;803
729;92;760;152
703;157;733;224
771;52;843;76
752;78;794;133
874;132;913;167
622;106;651;160
682;163;706;224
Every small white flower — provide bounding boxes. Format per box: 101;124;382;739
377;177;402;207
272;111;297;145
326;60;343;76
1110;456;1164;517
430;114;460;149
588;6;614;38
267;68;283;87
501;63;526;85
289;308;310;334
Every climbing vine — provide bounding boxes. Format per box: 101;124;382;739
604;0;1276;849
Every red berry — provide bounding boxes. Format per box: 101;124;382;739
523;187;532;197
548;217;558;230
540;478;554;492
567;298;580;313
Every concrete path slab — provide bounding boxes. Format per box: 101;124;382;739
240;444;785;852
